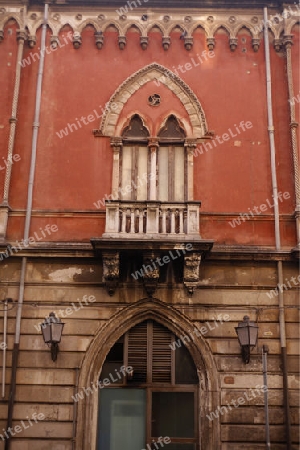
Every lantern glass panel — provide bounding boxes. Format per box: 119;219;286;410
51;322;64;343
236;326;249;347
249;326;258;346
41;324;51;343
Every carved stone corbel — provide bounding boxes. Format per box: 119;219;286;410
102;252;119;296
73;32;82;49
27;35;36;48
95;31;104;49
273;38;282;52
142;252;160;297
140;36;148;50
162;36;171;51
252;38;260;52
206;37;215;51
118;36;126;50
0;31;4;43
229;38;238;52
183;253;201;295
184;36;193;51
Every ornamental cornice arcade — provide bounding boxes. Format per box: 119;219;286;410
0;4;299;52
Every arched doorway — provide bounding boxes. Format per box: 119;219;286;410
75;299;220;450
97;320;198;449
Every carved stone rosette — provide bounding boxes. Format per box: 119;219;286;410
142;252;160;297
183;253;201;295
102;252;120;296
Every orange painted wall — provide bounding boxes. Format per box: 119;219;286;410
1;24;297;246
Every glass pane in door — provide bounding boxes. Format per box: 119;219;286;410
97;388;146;450
152;392;194;438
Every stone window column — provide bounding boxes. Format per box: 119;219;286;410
184;139;197;201
148;138;159;200
110;137;123;199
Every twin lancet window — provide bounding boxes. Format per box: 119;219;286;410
119;115;187;202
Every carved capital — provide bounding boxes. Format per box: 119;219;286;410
95;31;104;49
148;138;159;150
229;38;238;52
206;37;215;51
142;252;160;297
140;36;148;50
73;32;82;49
184;138;197;150
111;137;123;150
184;36;193;51
162;36;171;51
102;252;119;296
252;38;260;52
183;253;201;295
118;36;126;50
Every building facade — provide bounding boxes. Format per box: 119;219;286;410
0;0;299;449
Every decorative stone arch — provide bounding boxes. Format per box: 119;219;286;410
31;20;54;36
117;112;151;136
190;22;210;37
286;19;300;35
75;298;220;450
234;22;256;38
211;23;233;37
0;14;22;31
123;21;143;35
102;20;122;34
145;22;165;35
78;19;102;33
166;22;187;35
99;62;208;138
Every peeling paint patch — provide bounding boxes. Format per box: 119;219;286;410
48;267;82;282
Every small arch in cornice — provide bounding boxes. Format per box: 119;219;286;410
286;20;299;35
190;23;209;37
117;112;151;137
211;23;232;37
102;21;122;34
124;22;143;35
32;21;54;36
78;19;101;33
234;23;255;38
58;23;75;35
0;15;21;31
166;23;186;35
146;22;165;35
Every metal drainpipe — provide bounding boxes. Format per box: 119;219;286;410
0;13;27;231
263;8;292;449
5;3;49;449
283;32;300;246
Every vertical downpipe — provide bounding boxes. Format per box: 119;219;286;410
263;8;292;449
5;3;49;449
0;11;27;237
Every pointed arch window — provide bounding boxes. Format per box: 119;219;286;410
157;115;186;202
120;115;150;201
97;320;198;450
119;114;188;203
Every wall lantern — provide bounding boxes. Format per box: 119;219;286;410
41;312;65;361
235;315;258;364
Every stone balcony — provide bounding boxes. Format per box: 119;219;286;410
102;200;201;239
91;200;213;297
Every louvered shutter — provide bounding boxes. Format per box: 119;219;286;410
128;321;148;382
152;322;172;383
